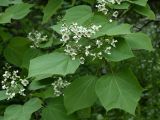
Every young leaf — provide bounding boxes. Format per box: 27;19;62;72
124;32;153;51
41;98;76;120
64;76;97;114
42;0;63;24
4;98;42;120
28;52;80;78
95;69;143;115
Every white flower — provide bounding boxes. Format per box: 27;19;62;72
61;34;70;42
116;0;123;4
80;57;85;64
21;79;29;86
96;40;103;48
111;39;118;47
60;23;101;42
52;77;70;97
104;46;112;54
97;52;103;59
27;31;48;48
113;11;119;17
109;19;113;23
107;0;116;4
85;45;91;49
2;65;29;100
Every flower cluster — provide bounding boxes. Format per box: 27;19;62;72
60;23;118;64
27;31;48;48
51;77;70;97
60;23;101;43
96;0;123;22
107;0;123;4
1;64;29;100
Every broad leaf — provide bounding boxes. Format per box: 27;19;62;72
29;80;47;91
133;5;155;20
52;5;93;33
22;48;42;69
4;98;42;120
95;69;143;114
0;0;22;6
106;24;132;36
129;0;148;6
4;37;30;67
82;0;95;5
0;91;7;101
28;52;80;78
92;23;132;38
108;2;130;9
124;32;153;51
42;0;63;23
32;87;55;99
64;76;97;114
41;98;76;120
0;3;33;24
105;39;134;61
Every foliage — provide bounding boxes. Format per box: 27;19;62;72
0;0;159;120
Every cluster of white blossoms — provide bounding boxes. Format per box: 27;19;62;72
51;77;70;97
96;0;123;22
60;23;101;43
60;23;118;64
107;0;123;4
27;31;48;48
1;64;29;100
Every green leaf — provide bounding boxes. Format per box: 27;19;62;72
0;91;7;101
106;24;132;36
92;23;132;38
129;0;148;6
4;98;42;120
0;0;10;6
52;5;93;33
4;37;30;67
22;48;42;69
82;0;95;5
124;32;153;51
64;76;97;114
42;0;63;24
133;5;155;20
85;14;107;26
0;29;12;42
41;98;76;120
0;116;4;120
28;52;80;78
77;108;91;119
0;3;33;24
0;0;22;6
32;87;55;99
29;80;48;90
108;2;130;9
0;44;3;55
104;39;134;61
95;69;143;114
